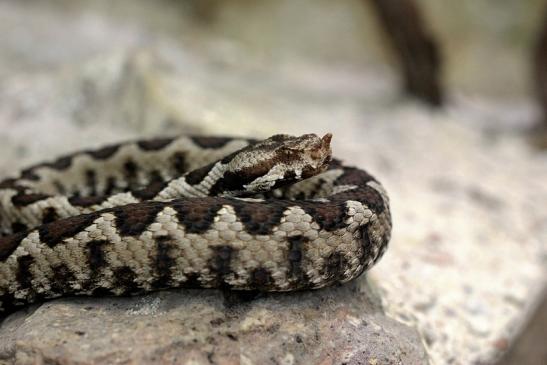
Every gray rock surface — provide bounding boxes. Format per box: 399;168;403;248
0;1;546;365
0;281;427;365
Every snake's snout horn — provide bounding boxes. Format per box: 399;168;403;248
322;133;332;146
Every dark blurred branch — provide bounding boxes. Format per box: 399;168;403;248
369;0;444;106
185;0;220;24
534;7;547;128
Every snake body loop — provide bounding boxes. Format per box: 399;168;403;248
0;134;391;312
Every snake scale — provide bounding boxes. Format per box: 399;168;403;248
0;133;391;313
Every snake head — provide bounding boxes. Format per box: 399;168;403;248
223;133;333;196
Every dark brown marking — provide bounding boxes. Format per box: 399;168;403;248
137;138;174;151
210;245;235;286
209;169;266;196
86;144;120;160
172;198;223;234
0;232;27;261
250;267;273;288
0;178;18;189
287;235;308;281
0;292;19;313
152;236;176;288
11;222;28;234
20;169;39;181
16;255;34;289
114;201;164;236
87;240;109;272
42;207;59;224
181;272;202;288
300;201;348;231
68;195;107;207
38;212;99;247
209;171;246;195
43;156;73;170
184;163;215;186
190;136;233;149
123;160;138;179
271;170;297;190
104;176;117;196
335;185;385;214
359;224;372;256
11;193;50;207
50;263;77;295
112;266;142;295
230;199;289;235
132;180;168;201
85;169;97;196
149;170;164;183
170;152;187;174
332;168;385;212
323;252;348;283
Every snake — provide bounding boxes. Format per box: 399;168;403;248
0;133;391;313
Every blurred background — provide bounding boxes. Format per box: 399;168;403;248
0;1;546;364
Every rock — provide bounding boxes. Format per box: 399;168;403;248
0;279;428;365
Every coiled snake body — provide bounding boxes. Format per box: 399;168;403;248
0;134;391;312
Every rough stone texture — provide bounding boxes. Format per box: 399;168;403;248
0;1;546;365
0;282;427;365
